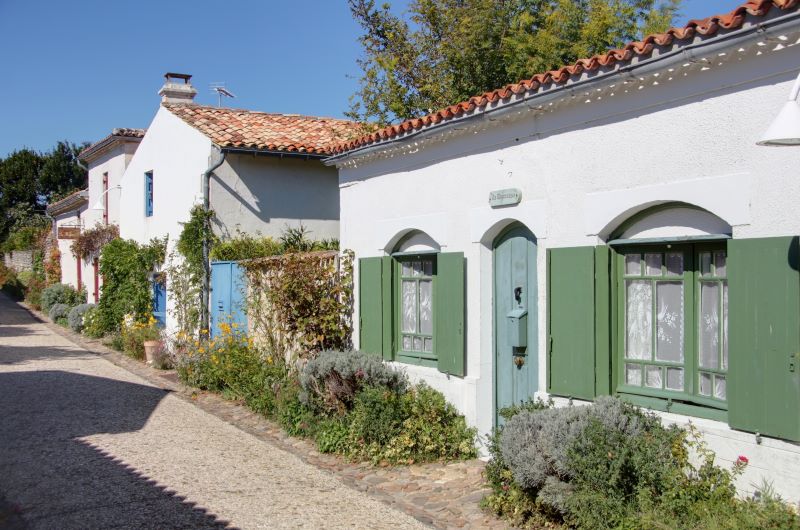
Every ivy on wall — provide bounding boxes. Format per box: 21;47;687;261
242;250;354;362
71;223;119;258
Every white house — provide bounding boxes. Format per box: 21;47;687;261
77;127;145;303
327;1;800;498
119;73;360;328
46;190;88;291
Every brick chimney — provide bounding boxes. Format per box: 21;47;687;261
159;72;197;104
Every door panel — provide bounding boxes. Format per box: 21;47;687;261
494;225;538;425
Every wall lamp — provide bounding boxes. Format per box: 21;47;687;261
757;72;800;146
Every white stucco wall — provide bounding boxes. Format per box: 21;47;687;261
335;39;800;498
53;208;86;292
211;153;339;241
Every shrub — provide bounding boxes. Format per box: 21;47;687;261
48;303;71;322
0;263;25;300
211;232;283;261
24;274;46;309
41;283;82;313
346;386;407;455
82;306;104;338
67;303;95;332
300;350;407;414
316;418;350;454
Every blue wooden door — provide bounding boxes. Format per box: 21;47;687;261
152;277;166;327
210;261;247;338
494;224;538;425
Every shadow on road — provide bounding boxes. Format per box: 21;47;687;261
0;370;233;529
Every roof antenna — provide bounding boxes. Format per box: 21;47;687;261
210;82;236;107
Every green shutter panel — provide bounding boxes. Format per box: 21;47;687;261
547;246;597;400
594;245;613;396
728;236;800;441
359;257;393;359
435;252;465;376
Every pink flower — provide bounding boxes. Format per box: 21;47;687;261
737;455;749;465
355;368;365;379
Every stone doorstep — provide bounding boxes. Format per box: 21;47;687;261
19;302;508;530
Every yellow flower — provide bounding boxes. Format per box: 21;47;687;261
231;323;238;329
267;356;273;365
211;354;218;364
198;347;205;353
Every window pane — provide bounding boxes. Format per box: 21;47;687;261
424;337;433;353
403;335;412;351
666;368;684;391
722;283;728;371
699;252;712;277
422;259;433;276
419;280;433;335
626;364;642;386
714;251;727;278
714;375;727;400
646;366;662;388
665;252;683;277
412;261;422;277
402;262;413;277
401;280;417;333
699;373;712;396
413;336;423;352
625;254;641;275
645;253;662;276
656;281;684;363
699;282;720;369
626;280;652;360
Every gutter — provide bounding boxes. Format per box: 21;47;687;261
220;146;326;161
200;147;227;337
325;9;800;165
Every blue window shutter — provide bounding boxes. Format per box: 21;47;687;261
145;172;153;217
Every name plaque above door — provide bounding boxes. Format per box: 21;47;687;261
489;188;522;208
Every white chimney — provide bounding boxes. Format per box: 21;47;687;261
159;72;197;104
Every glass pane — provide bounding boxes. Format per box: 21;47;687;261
699;282;720;369
422;259;433;276
412;261;422;277
645;253;662;276
714;376;727;400
699;373;712;396
722;283;728;371
714;251;727;278
424;337;433;353
402;335;412;351
666;368;684;391
402;262;413;277
645;366;662;388
401;280;417;333
699;252;712;277
419;280;433;335
665;252;683;277
626;280;652;360
626;364;642;386
656;281;684;363
625;254;641;275
413;336;423;352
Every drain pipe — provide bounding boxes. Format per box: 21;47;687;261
200;147;226;337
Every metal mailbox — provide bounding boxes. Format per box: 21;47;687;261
507;308;528;348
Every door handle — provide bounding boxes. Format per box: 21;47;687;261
514;286;523;305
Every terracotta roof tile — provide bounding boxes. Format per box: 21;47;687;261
163;104;363;155
330;0;800;156
79;128;146;161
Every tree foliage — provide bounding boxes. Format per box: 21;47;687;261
348;0;680;125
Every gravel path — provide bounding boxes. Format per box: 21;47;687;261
0;294;428;530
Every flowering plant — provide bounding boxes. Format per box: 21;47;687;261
120;314;162;360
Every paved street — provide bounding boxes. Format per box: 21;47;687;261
0;294;427;529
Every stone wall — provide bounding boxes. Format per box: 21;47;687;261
3;250;34;272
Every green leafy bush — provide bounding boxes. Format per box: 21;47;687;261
211;232;283;261
0;263;25;300
24;274;46;309
41;283;82;313
48;302;72;322
67;303;95;332
300;350;407;414
81;306;104;338
120;315;161;360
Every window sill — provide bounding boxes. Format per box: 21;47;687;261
395;352;437;369
618;392;729;423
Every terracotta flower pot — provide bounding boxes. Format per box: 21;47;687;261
143;340;164;366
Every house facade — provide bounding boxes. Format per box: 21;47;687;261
46;190;88;291
119;73;359;330
327;1;800;498
77;128;145;303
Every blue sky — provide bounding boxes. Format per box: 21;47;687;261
0;0;743;157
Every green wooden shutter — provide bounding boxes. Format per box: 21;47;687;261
594;245;613;396
359;257;393;359
547;246;598;400
435;252;465;376
728;236;800;441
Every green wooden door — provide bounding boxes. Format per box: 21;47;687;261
728;236;800;441
494;225;537;424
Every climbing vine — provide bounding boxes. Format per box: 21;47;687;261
71;223;119;258
242;250;354;362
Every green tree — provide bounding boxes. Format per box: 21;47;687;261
0;149;43;240
348;0;680;125
39;141;89;202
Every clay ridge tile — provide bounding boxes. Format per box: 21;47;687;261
330;0;799;156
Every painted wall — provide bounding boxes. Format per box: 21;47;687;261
211;153;339;241
54;208;86;292
335;40;800;498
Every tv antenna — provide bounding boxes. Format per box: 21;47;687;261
210;83;236;107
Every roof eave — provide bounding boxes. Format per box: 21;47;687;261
219;146;329;160
46;190;89;216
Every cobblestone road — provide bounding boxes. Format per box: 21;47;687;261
0;294;428;529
